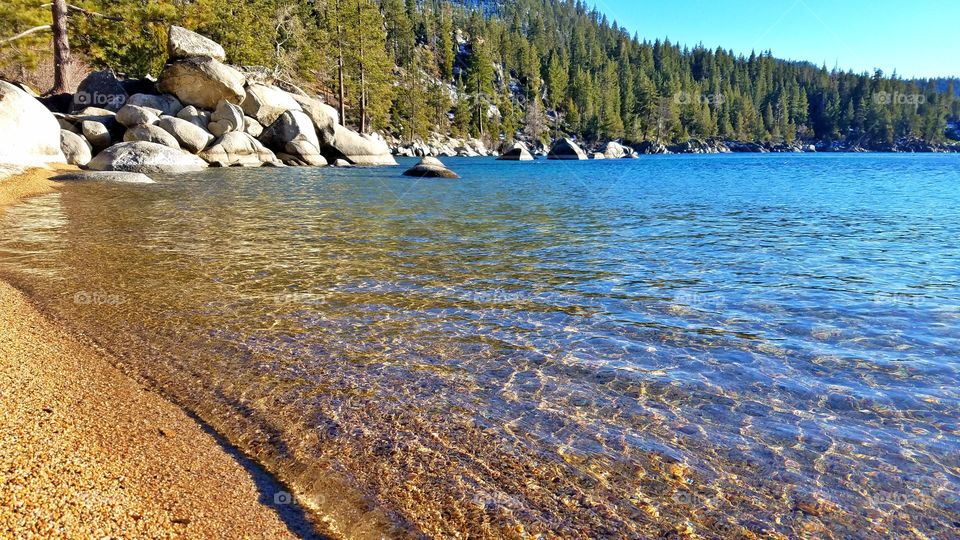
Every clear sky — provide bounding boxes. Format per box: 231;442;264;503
590;0;959;79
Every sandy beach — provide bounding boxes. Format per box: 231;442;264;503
0;168;321;538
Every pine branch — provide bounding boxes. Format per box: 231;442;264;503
0;25;52;45
39;3;123;21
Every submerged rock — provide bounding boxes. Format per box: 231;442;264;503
51;171;155;184
547;138;588;160
88;141;207;173
403;157;459;179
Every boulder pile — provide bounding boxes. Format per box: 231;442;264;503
8;26;396;174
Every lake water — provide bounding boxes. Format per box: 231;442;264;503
1;154;958;538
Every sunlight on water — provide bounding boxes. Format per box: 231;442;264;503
1;154;959;538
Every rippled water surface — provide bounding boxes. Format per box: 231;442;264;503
2;154;959;538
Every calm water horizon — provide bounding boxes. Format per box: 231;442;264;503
1;154;958;538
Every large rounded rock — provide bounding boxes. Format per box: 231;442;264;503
81;120;112;153
116;104;160;128
496;141;534;161
548;138;588;160
167;25;227;62
259;110;326;166
124;124;181;150
88;141;207;173
603;141;638;159
70;70;128;113
241;84;301;126
60;130;92;166
243;116;263;138
403;157;459;179
208;100;245;137
0;81;66;165
157;116;214;153
200;132;279;167
157;57;246;110
126;93;183;117
324;124;397;166
176;105;211;130
291;94;338;144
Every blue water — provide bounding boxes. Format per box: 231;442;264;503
1;154;958;538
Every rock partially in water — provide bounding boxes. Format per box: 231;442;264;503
88;141;207;173
200;132;280;167
497;141;534;161
324;124;397;166
51;171;156;184
403;157;459;179
548;137;588;160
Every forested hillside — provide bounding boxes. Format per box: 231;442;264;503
2;0;958;148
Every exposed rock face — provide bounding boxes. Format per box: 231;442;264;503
157;57;246;110
603;141;637;159
70;70;128;113
124;124;181;150
51;171;155;184
200;132;279;167
88;141;207;173
243;116;263;138
81;121;112;153
323;124;397;166
632;141;669;155
167;25;227;62
60;130;92;166
497;141;534;161
292;94;338;144
0;81;66;166
126;93;183;117
208;100;245;137
403;157;459;179
259;110;326;166
547;138;587;160
157;116;214;153
241;84;302;126
116;104;160;128
176;106;210;130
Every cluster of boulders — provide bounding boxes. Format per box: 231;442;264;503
391;136;493;158
36;26;396;175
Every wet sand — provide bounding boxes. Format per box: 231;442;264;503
0;168;322;538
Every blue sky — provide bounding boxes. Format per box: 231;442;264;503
591;0;959;79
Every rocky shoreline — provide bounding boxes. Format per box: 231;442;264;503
390;134;960;159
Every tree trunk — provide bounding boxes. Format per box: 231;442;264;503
356;1;367;134
335;0;346;127
51;0;71;94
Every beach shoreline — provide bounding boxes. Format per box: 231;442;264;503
0;169;324;539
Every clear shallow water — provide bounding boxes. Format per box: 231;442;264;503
1;154;959;538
